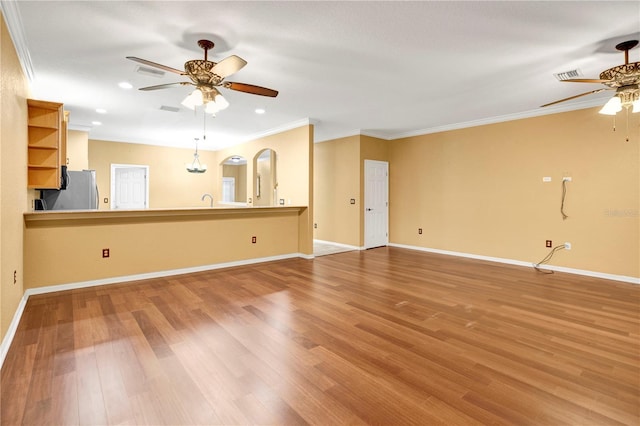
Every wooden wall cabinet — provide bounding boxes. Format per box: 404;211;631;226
27;99;67;189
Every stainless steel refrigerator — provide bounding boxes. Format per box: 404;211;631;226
40;170;98;210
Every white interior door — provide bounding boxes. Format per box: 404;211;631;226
111;164;148;209
222;177;235;202
364;159;389;249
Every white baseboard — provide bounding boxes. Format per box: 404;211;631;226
0;252;310;370
388;243;640;285
314;239;362;251
0;292;28;368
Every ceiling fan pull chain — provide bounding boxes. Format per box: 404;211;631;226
625;108;629;142
203;110;207;142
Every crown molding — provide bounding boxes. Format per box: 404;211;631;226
236;117;318;146
389;99;605;140
1;1;35;82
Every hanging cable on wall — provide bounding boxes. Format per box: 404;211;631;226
560;178;569;220
533;244;566;274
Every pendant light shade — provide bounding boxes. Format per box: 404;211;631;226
181;89;204;110
186;138;207;173
598;96;622;115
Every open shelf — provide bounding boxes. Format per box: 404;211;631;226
27;99;65;189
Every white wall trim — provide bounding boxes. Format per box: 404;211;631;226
0;292;29;369
0;0;35;82
389;243;640;285
236;118;318;147
314;239;361;251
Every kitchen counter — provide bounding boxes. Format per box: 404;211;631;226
24;205;306;224
23;205;313;290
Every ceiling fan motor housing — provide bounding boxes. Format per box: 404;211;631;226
184;60;224;86
600;62;640;88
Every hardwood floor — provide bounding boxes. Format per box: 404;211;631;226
2;247;638;425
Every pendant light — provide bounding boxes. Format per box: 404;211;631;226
186;112;209;173
186;137;207;173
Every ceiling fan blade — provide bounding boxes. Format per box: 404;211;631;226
138;82;191;91
224;82;279;97
126;56;184;75
211;55;247;78
561;78;611;83
540;88;611;107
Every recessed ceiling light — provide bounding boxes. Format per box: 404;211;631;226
96;108;107;114
118;82;133;89
92;121;102;126
255;108;266;114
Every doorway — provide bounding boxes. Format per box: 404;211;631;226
110;164;149;209
364;159;389;249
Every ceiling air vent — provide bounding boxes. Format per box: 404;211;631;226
159;105;180;113
136;66;165;78
554;69;582;81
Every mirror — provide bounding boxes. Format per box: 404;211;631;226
254;149;277;206
220;155;247;204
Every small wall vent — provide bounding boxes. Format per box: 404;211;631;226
136;66;165;78
159;105;180;113
554;69;582;81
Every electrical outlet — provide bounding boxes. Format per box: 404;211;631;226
14;270;17;284
564;242;572;250
418;228;423;235
252;236;257;244
102;248;110;258
314;223;318;229
563;176;572;182
546;240;552;248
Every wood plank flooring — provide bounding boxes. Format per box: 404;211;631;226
2;247;639;425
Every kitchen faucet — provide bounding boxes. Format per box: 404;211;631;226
201;193;213;207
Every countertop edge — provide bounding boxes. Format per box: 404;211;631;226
24;206;308;223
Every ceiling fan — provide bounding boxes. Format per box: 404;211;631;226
541;40;639;115
127;39;278;114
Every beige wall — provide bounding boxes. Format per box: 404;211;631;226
66;129;89;171
215;125;313;208
254;151;274;206
24;208;307;289
91;125;313;211
0;12;30;341
89;140;218;209
222;163;247;202
389;108;639;278
314;135;361;246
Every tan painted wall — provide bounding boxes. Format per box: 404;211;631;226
90;125;313;211
0;12;30;340
313;135;361;246
89;140;218;209
24;208;307;289
389;108;639;278
222;163;247;202
215;125;313;208
66;129;89;171
254;152;274;206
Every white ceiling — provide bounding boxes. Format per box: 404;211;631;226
5;1;640;151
